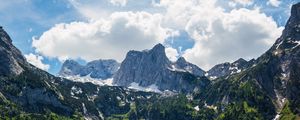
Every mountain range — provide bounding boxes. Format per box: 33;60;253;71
0;2;299;120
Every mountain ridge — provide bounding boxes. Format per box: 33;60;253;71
59;59;120;80
113;43;208;92
0;2;300;120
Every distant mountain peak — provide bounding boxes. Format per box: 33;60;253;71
176;57;187;63
59;59;120;80
291;3;300;19
149;43;167;58
207;58;256;79
233;58;247;63
63;59;81;66
152;43;164;50
113;43;207;92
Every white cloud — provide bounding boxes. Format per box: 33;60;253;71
148;0;282;70
33;11;174;62
182;7;283;70
39;0;284;71
25;53;50;71
267;0;281;7
165;47;179;62
159;0;221;29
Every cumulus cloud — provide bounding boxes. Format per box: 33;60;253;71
165;47;179;62
267;0;281;7
153;0;282;70
35;0;284;71
25;53;50;71
181;5;283;70
32;11;174;62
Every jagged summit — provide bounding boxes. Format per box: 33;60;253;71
207;58;256;79
113;43;208;92
59;59;120;80
290;3;300;22
233;58;247;64
150;43;165;53
175;56;205;76
62;59;81;67
152;43;164;50
273;3;300;51
176;57;187;63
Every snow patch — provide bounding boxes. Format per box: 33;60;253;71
128;82;162;93
292;40;300;49
168;65;186;72
184;66;193;73
186;94;193;101
276;40;283;49
71;86;83;94
82;103;87;114
209;76;217;80
194;106;200;111
62;74;114;86
205;73;208;76
273;114;280;120
116;96;121;100
274;89;286;108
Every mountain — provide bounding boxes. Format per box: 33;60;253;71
206;58;256;79
113;43;208;92
0;26;215;120
59;59;120;80
175;57;206;76
196;3;300;120
1;2;300;120
0;27;27;76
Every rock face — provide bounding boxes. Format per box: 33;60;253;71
0;27;73;115
265;3;300;109
201;3;300;119
59;59;120;80
113;43;208;92
175;57;206;76
0;27;27;76
206;58;256;79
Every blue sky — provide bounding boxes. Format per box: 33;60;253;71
0;0;298;75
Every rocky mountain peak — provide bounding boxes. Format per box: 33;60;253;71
275;3;300;47
0;27;26;76
207;58;256;79
291;3;300;21
63;59;81;67
175;57;205;76
59;59;120;80
149;43;169;63
151;43;164;52
0;27;12;43
233;58;247;64
113;43;208;92
176;57;187;63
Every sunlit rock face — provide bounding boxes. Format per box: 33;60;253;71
113;43;209;93
0;27;27;76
